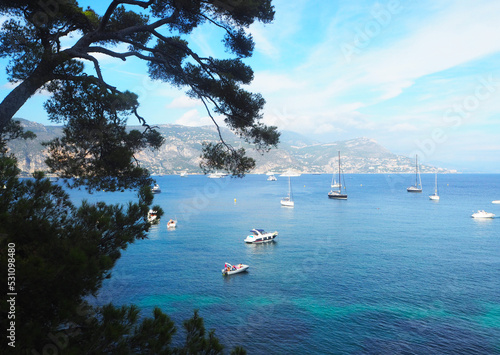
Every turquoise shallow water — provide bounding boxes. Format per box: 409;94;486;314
73;174;500;354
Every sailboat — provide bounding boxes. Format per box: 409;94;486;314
280;170;300;207
328;151;347;199
429;173;439;200
281;175;294;207
407;154;422;192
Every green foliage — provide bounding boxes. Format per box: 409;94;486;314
200;142;255;178
43;81;163;191
0;153;165;352
0;2;270;352
179;309;224;355
0;119;36;153
0;147;241;354
0;0;279;179
70;304;177;354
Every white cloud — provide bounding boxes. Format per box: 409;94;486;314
249;25;280;59
313;123;345;135
249;0;500;161
354;1;500;94
251;71;303;93
389;123;419;132
167;96;201;109
174;109;225;127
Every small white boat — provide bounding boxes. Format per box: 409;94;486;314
148;209;159;222
492;200;500;204
207;172;226;178
280;196;294;207
267;174;277;181
167;219;177;228
471;210;495;219
180;172;187;177
152;183;161;194
222;263;249;276
244;229;278;243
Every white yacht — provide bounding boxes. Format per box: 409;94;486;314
152;183;161;193
207;172;226;178
471;210;495;218
267;174;277;181
244;229;278;243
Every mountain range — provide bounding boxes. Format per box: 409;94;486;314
7;119;454;175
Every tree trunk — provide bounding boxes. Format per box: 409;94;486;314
0;64;55;130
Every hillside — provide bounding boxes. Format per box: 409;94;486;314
7;119;451;175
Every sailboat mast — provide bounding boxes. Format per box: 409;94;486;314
415;154;418;186
338;151;342;191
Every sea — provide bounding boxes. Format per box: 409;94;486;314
68;173;500;354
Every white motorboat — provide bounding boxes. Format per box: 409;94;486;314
207;172;226;178
222;263;249;276
152;183;161;193
267;174;277;181
244;229;278;243
167;219;177;228
492;200;500;204
407;154;422;193
471;210;495;218
429;173;440;200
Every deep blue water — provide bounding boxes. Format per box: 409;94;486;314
72;174;500;354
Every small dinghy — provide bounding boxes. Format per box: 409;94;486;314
222;263;249;276
167;219;177;228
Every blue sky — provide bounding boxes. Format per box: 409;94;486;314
2;0;500;172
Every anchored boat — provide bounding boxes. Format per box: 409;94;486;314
222;263;249;276
244;229;278;243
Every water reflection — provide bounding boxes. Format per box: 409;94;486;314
244;241;279;255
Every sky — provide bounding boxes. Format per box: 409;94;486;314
2;0;500;172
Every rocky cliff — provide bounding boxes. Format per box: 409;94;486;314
7;119;448;175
